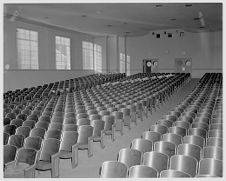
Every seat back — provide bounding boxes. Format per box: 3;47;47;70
182;135;205;148
39;138;61;162
149;124;168;135
60;131;78;151
130;138;152;153
8;134;24;148
24;136;42;150
30;128;46;139
4;132;10;145
157;119;173;128
117;148;142;168
128;165;158;178
4;124;16;135
154;141;176;158
10;119;23;128
177;143;201;161
160;169;191;177
203;146;223;160
49;122;63;131
198;158;222;177
143;151;168;174
100;161;127;178
63;124;78;131
46;129;62;140
77;118;90;126
208;129;222;138
35;121;49;131
91;120;105;137
161;133;182;146
22;120;36;129
89;114;101;121
4;145;17;164
168;126;186;137
188;128;207;139
15;148;37;165
103;115;115;131
174;121;190;130
142;131;161;144
77;125;93;145
16;126;31;138
169;155;197;177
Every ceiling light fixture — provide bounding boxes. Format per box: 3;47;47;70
185;4;193;7
194;17;200;20
155;4;163;7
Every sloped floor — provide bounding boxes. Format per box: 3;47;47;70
36;78;200;178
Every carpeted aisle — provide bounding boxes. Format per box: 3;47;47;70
36;78;200;178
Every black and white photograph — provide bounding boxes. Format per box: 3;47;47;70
2;0;224;179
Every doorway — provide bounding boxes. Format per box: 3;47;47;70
175;58;192;73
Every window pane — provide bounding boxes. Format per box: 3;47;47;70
17;28;39;69
55;36;71;70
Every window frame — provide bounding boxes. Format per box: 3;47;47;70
16;27;39;70
55;34;71;70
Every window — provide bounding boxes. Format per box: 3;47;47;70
120;53;125;73
55;36;71;69
127;55;130;75
120;53;130;75
94;44;102;73
17;28;38;69
82;41;93;70
83;41;102;72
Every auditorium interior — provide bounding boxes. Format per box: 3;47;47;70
3;2;223;178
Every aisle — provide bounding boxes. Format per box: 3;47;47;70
36;78;200;178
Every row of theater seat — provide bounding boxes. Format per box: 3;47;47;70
3;73;190;178
4;73;126;104
99;73;222;178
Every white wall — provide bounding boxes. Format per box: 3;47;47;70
127;30;222;77
107;36;119;72
4;19;95;91
94;37;107;73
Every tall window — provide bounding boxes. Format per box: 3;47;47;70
55;36;71;69
83;41;102;72
120;53;130;75
127;55;130;75
120;53;125;73
17;28;38;69
82;41;93;70
94;44;102;73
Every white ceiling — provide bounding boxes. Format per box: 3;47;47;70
4;3;222;37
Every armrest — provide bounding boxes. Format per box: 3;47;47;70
4;160;16;170
71;143;79;168
100;130;105;149
88;136;93;157
111;125;115;141
51;152;61;178
24;164;36;178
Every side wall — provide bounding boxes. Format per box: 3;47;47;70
4;19;94;91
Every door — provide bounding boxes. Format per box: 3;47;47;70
143;59;159;73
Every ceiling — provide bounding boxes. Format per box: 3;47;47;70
4;3;222;37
